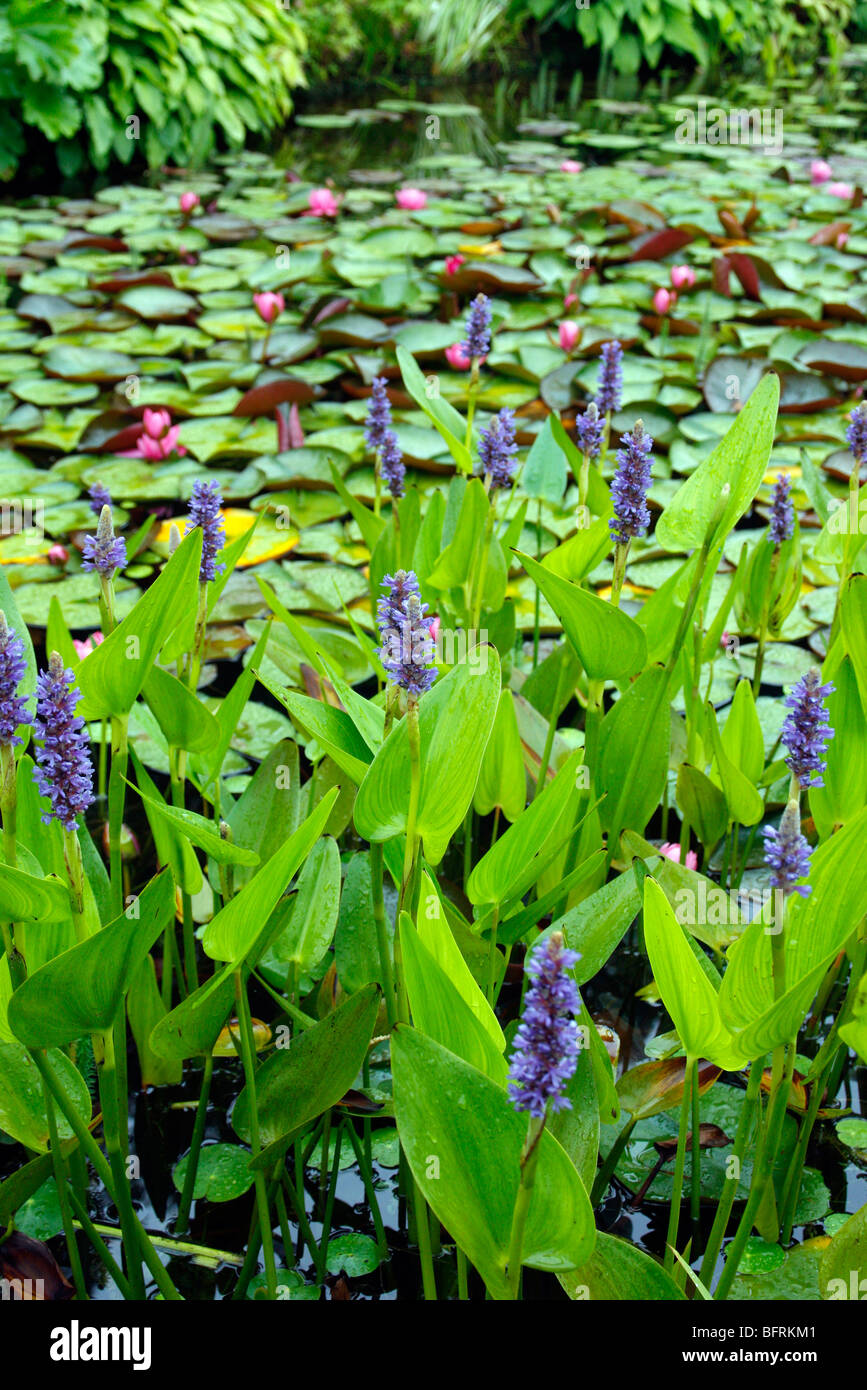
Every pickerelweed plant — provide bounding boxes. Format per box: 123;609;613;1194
3;253;867;1310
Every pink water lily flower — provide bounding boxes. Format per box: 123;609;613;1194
136;409;185;460
253;291;285;325
445;254;465;276
446;343;473;370
811;159;833;185
827;181;854;200
307;188;339;217
560;159;583;173
396;187;427;210
670;264;695;290
660;842;698;872
559;320;579;352
653;287;676;315
837;231;850;249
48;544;68;565
73;631;105;659
564;292;579;310
179;192;200;215
142;407;172;439
428;615;441;642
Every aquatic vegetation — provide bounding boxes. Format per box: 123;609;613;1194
1;86;867;1313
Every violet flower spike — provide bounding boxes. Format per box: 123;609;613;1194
379;428;405;500
609;419;653;546
32;652;94;832
88;481;111;516
768;472;794;546
845;402;867;466
575;401;603;459
781;669;835;789
364;377;393;454
82;505;126;579
596;341;623;415
461;293;492;361
763;801;813;899
478;407;519;491
0;612;31;746
185;480;226;583
508;932;581;1119
376;570;437;697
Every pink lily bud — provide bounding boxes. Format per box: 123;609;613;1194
660;842;698;872
653;287;675;315
445;254;465;276
559;319;580;352
253;291;285;325
560;159;583;173
564;292;579;309
73;631;105;659
48;544;68;565
828;181;854;200
307;188;339;217
179;192;200;215
837;231;849;249
811;159;833;185
142;407;172;438
446;343;472;370
396;187;427;210
670;264;695;290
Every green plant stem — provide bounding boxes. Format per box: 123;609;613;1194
714;1042;795;1300
233;968;277;1299
170;751;199;992
470;500;496;632
42;1076;87;1300
414;1177;437;1300
532;500;542;669
344;1121;389;1261
699;1061;762;1289
100;1020;146;1299
664;1055;696;1272
369;841;396;1028
67;1192;134;1298
174;1052;214;1236
610;540;629;608
534;657;568;799
30;1048;182;1300
63;828;89;944
397;697;421;923
506;1113;545;1299
456;1246;469;1300
690;1059;702;1231
108;713;129;919
464;360;480;452
590;1114;637;1206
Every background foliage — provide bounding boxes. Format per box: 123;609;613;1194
0;0;305;181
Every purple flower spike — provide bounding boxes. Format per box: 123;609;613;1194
88;481;111;516
845;402;867;465
461;293;493;361
376;570;437;697
508;932;581;1119
763;802;813;899
0;613;30;746
782;669;835;788
380;428;405;500
609;419;653;546
185;480;226;583
768;473;794;545
364;377;393;454
32;652;94;832
478;407;519;491
596;341;623;415
82;505;126;578
576;401;603;459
